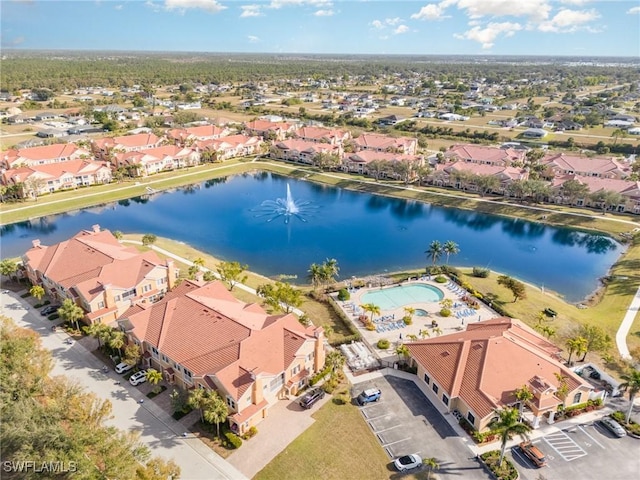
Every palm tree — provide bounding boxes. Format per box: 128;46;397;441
203;391;228;437
425;240;443;266
322;258;340;286
396;344;410;366
565;336;587;365
360;303;380;322
443;240;460;265
490;407;532;467
325;350;346;375
403;306;415;322
188;388;208;423
108;330;126;359
145;368;163;394
308;263;323;289
418;329;431;339
83;322;112;349
423;457;439;480
29;285;45;302
57;298;84;332
514;385;534;421
620;369;640;424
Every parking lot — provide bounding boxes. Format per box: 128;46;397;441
512;421;639;480
353;375;490;479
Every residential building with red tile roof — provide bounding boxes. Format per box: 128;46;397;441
353;133;417;155
22;225;178;324
244;119;296;141
118;279;326;435
445;144;526;166
406;317;594;431
166;124;232;146
541;152;630;179
1;143;93;169
551;174;640;214
92;133;164;160
343;150;425;177
1;159;112;198
293;126;351;145
430;161;529;194
197;134;263;161
270;139;342;165
112;145;200;175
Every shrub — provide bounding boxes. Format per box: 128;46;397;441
35;303;44;309
48;313;59;321
434;275;447;283
337;288;350;301
472;267;490;278
225;432;243;449
479;450;518;480
309;366;331;386
365;321;376;331
440;308;452;317
611;410;626;423
403;315;413;325
377;339;390;349
242;426;258;440
329;334;362;347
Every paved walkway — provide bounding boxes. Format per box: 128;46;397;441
0;290;248;480
616;285;640;360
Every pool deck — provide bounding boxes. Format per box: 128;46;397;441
335;278;497;365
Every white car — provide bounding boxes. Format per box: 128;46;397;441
115;362;134;374
129;370;147;386
394;454;422;472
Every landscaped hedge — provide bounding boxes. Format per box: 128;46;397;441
611;411;640;436
472;267;490;278
225;432;243;449
478;450;518;480
377;339;390;349
337;288;350;301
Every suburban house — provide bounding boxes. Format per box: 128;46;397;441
22;226;178;325
92;133;165;160
444;144;527;166
293;126;351;145
551;175;640;213
166;124;232;145
430;162;528;194
270;139;342;165
541;153;630;179
353;133;417;155
196;134;263;161
244;119;296;141
521;128;548;138
1;143;93;169
406;318;595;432
1;159;112;197
117;278;326;435
112;145;200;175
342;150;424;176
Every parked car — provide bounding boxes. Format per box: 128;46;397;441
115;362;134;374
40;305;60;316
393;454;422;472
356;388;381;405
519;441;547;467
600;417;626;437
129;370;148;386
299;387;325;409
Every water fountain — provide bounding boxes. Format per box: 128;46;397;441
253;183;317;223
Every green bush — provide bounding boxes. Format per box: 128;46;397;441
329;334;362;347
434;275;447;283
242;426;258;440
472;267;490;278
377;339;390;349
34;303;44;309
611;410;626;423
403;315;413;325
309;366;331;386
337;288;350;301
48;313;60;321
440;308;451;317
479;450;518;480
225;432;243;449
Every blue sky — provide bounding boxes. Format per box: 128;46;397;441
1;0;639;56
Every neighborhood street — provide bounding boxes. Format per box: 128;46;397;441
0;291;248;480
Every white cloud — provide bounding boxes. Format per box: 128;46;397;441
371;19;384;29
268;0;332;9
449;0;552;23
560;0;591;5
410;4;448;21
248;35;261;43
385;17;402;26
163;0;226;14
538;8;600;32
240;5;262;17
314;9;334;16
628;6;640;14
114;4;123;10
394;24;410;34
454;21;522;49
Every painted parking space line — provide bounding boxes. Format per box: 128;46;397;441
361;411;391;421
544;430;588;461
371;424;402;434
380;437;411;448
576;425;606;449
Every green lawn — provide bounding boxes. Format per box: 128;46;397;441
254;400;393;480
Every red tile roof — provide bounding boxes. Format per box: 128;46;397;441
446;145;526;165
542;153;629;178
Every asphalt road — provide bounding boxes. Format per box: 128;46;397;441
0;291;248;480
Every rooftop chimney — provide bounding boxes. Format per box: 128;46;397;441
32;239;41;248
92;224;100;233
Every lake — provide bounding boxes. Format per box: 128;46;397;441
0;172;621;302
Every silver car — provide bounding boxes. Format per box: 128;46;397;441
600;416;626;437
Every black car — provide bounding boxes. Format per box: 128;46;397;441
299;387;325;409
40;305;60;316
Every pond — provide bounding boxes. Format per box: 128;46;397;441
0;172;621;302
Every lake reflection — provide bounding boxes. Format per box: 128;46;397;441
0;172;620;302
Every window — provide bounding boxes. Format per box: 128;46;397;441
573;392;582;404
432;384;439;394
226;396;236;409
423;373;430;385
467;412;475;425
122;288;136;299
97;301;105;309
269;373;285;391
442;394;449;406
292;365;301;375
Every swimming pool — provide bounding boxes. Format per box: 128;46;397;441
361;284;444;311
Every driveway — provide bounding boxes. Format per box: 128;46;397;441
353;375;490;479
512;420;640;480
0;291;247;480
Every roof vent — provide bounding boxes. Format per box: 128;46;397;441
472;344;483;351
441;351;450;357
